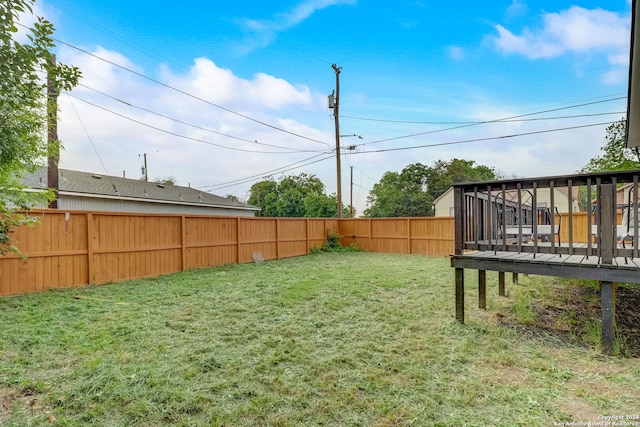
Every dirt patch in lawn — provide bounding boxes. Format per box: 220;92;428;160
615;286;640;355
0;385;40;423
497;282;640;357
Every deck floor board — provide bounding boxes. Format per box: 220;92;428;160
452;249;640;284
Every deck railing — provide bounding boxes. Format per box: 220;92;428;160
453;170;640;263
452;170;640;354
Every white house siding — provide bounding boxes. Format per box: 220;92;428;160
434;189;455;217
57;195;257;217
433;186;581;217
528;187;581;213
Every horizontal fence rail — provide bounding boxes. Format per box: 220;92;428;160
1;212;456;296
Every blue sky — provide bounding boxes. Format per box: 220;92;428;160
28;0;632;214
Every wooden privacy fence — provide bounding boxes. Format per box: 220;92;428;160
0;211;458;296
557;212;621;244
0;210;337;296
339;217;455;255
0;210;605;296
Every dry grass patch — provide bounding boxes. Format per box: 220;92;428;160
1;253;639;426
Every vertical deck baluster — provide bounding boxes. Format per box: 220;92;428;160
454;186;464;256
612;177;618;258
587;178;592;258
600;183;614;265
474;186;479;246
550;180;556;255
568;179;574;254
501;184;507;251
532;181;538;257
633;175;639;259
596;178;602;260
487;184;494;253
517;182;523;253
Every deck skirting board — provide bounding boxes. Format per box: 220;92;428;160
451;251;640;284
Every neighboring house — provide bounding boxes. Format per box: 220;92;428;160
588;183;640;208
22;168;260;217
433;185;581;217
433;187;456;217
615;183;640;206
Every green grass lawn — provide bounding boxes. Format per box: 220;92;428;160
1;252;639;426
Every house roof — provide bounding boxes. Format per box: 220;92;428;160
432;184;579;206
23;168;260;211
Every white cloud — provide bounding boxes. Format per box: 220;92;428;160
55;46;333;200
62;45;142;92
493;6;629;59
14;1;60;43
492;6;629;85
506;0;528;19
158;57;319;112
609;52;629;66
603;69;626;86
51;36;624;214
236;0;356;53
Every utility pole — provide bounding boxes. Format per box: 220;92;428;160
47;54;59;209
140;153;148;182
332;64;343;218
350;165;354;218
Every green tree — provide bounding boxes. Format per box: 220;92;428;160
579;118;640;173
224;194;242;203
153;176;177;185
425;158;496;201
247;173;337;217
364;169;432;217
247;180;278;216
303;193;337;218
275;173;325;217
1;0;81;254
364;159;496;218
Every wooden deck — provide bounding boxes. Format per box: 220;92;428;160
451;170;640;354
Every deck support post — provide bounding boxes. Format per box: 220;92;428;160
512;272;518;285
478;270;486;309
498;271;505;297
600;281;617;355
455;268;465;323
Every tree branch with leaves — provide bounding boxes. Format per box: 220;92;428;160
579;118;640;173
0;0;81;255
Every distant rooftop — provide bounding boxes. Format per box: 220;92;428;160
23;168;259;211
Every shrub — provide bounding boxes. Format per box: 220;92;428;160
311;228;362;253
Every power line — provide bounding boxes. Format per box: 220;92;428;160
78;83;323;153
342;93;627;125
64;93;123;202
352;121;615;155
342;111;624;125
48;35;333;148
200;153;334;191
65;93;330;155
356;97;626;147
202;120;615;193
